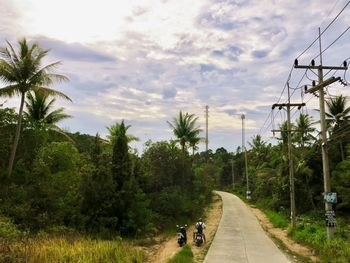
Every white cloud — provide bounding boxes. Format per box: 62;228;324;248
1;0;350;152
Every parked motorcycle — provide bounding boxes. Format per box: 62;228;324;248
176;224;187;247
194;231;204;246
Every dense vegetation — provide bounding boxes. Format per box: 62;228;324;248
1;38;350;262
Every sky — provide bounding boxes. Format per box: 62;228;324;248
1;0;350;153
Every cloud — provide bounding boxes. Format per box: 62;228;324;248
2;0;350;153
31;36;117;63
252;50;269;58
163;87;177;99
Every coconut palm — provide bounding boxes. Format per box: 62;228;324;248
107;121;139;145
326;95;350;160
24;90;71;128
167;111;202;154
189;135;203;156
24;90;72;141
248;134;270;165
294;113;317;148
0;38;70;176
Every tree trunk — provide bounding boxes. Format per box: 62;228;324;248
8;92;25;177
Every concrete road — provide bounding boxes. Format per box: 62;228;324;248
204;191;290;263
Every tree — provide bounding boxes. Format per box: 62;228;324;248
111;121;131;191
167;111;202;154
0;38;70;176
107;121;139;145
189;135;203;156
24;90;71;129
294;113;316;149
325;95;350;160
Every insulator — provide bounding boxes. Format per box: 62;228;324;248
311;60;315;66
294;59;298;66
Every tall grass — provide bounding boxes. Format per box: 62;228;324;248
265;210;289;228
288;216;350;263
167;245;193;263
1;236;145;263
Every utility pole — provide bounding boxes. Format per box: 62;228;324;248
241;114;250;199
294;28;347;239
205;105;209;161
231;160;234;190
272;101;305;228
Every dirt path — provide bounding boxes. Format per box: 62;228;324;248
249;207;318;262
144;194;223;263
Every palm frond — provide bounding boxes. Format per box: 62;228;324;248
33;87;71;101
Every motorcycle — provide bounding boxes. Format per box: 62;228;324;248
176;224;187;247
194;231;204;246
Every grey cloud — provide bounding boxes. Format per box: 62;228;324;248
252;50;269;58
31;36;117;63
224;109;239;116
197;12;245;31
163;87;177;99
211;45;244;61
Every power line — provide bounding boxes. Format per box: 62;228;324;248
312;25;350;61
296;0;350;60
256;1;350;140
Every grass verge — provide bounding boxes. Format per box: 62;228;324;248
167;245;194;263
288;215;350;263
1;236;145;263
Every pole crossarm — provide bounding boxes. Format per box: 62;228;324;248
294;65;347;70
306;77;341;93
272;103;305;109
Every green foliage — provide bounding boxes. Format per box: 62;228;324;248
3;142;82;230
168;245;194;263
167;111;202;153
265;210;288;228
112;121;132;191
332;157;350;210
0;216;24;239
288;216;350;262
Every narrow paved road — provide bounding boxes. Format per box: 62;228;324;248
204;191;290;263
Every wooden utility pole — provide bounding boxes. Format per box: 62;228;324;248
272;102;305;227
241;114;250;199
231;160;234;190
294;28;347;239
205;105;209;158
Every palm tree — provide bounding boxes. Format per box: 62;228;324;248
24;90;71;126
167;111;202;154
0;38;69;176
107;121;139;145
294;113;316;149
24;90;72;139
248;134;270;165
189;135;203;156
325;95;350;160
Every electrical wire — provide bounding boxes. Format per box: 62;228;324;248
255;1;350;140
312;25;350;61
295;0;350;60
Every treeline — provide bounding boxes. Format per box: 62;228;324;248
212;98;350;216
0;39;214;238
0;110;214;237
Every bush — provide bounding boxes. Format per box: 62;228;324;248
0;216;25;239
288;215;350;263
